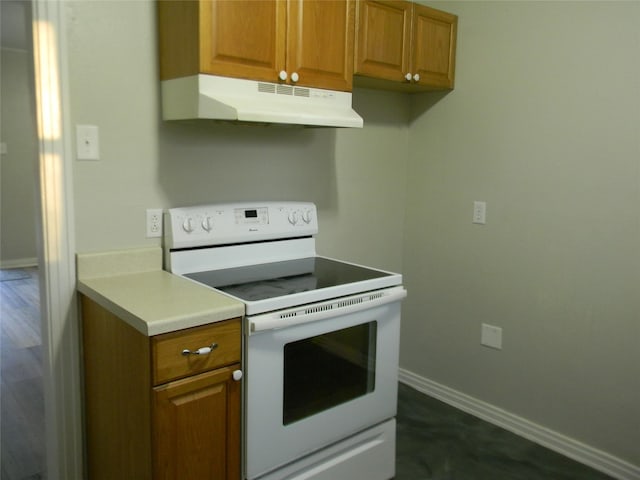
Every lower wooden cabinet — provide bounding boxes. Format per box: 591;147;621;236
153;366;241;480
81;295;241;480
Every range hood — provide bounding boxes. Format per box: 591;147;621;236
161;74;363;128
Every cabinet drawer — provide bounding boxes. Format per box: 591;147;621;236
152;318;241;385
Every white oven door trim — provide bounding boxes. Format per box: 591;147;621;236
249;286;406;333
245;296;402;480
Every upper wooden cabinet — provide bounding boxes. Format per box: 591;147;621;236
158;0;356;92
287;0;355;91
354;0;457;91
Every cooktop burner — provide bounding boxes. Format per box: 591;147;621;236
185;257;393;302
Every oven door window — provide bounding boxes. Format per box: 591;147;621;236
283;321;377;425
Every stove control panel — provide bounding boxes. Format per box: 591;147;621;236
165;202;318;249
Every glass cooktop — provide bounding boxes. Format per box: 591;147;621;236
185;257;393;302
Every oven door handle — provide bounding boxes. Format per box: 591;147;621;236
249;286;406;333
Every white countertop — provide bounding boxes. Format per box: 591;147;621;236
76;247;244;336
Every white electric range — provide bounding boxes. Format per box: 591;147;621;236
165;201;406;480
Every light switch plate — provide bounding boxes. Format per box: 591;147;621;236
76;125;100;161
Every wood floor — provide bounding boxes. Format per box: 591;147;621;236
0;267;44;480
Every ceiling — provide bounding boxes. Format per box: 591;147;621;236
1;0;30;51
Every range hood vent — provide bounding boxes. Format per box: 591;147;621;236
161;74;363;128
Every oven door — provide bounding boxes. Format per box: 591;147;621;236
245;287;405;480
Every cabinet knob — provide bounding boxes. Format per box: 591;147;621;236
405;73;412;82
182;343;218;356
279;70;288;81
290;72;299;83
232;370;243;381
413;73;420;82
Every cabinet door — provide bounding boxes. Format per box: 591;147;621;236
287;0;355;91
153;365;241;480
199;0;286;82
354;0;412;83
411;4;457;89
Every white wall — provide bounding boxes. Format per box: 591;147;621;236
0;47;38;267
65;0;640;472
403;0;640;467
67;0;409;270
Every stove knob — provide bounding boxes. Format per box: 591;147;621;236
288;211;298;225
182;217;194;233
201;216;213;232
302;209;313;224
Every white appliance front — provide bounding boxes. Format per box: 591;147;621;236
245;291;402;480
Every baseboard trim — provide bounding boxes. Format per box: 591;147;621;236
0;257;38;269
398;368;640;480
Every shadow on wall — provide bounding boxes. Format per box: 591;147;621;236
351;85;449;127
156;119;338;211
409;90;453;125
351;87;411;127
155;87;412;214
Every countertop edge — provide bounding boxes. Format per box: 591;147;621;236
78;276;245;336
144;304;245;336
78;281;152;335
76;247;245;336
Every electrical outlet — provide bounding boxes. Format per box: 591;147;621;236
146;209;163;238
473;201;487;225
481;323;502;350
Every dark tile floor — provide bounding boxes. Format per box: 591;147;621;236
395;382;614;480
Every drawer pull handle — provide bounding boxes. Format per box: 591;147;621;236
182;343;218;356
